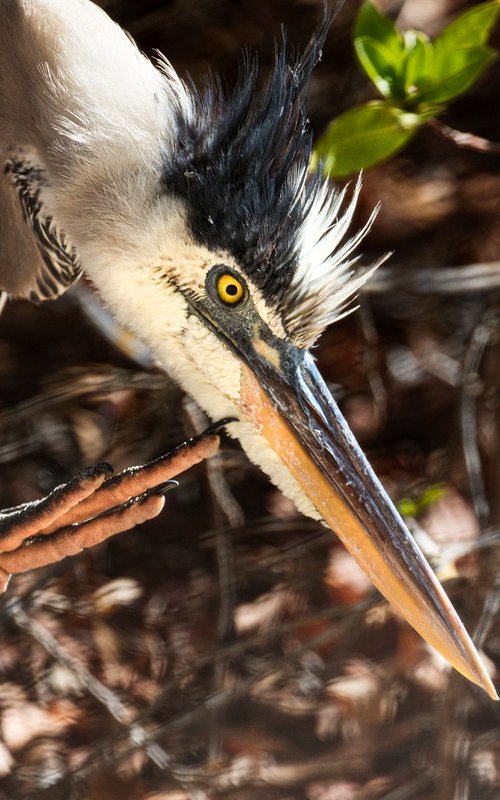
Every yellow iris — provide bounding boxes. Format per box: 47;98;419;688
217;273;244;305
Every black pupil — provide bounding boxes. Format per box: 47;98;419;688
226;283;238;296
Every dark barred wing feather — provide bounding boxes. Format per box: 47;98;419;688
0;157;82;303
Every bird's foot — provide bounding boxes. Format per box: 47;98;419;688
0;427;222;592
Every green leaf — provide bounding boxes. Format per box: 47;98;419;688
313;101;422;177
397;498;418;518
397;484;447;519
354;37;401;97
402;30;435;98
354;1;404;58
354;3;407;99
352;0;499;108
419;484;447;512
418;45;497;104
434;0;500;51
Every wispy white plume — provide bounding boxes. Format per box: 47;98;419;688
282;174;387;348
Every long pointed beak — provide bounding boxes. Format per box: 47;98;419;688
236;339;497;699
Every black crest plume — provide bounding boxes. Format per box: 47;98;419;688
163;10;332;303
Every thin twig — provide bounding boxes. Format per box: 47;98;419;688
5;599;172;773
365;262;500;296
68;601;371;787
70;283;155;369
437;313;499;800
380;773;435;800
429;118;500;154
183;399;244;530
459;310;498;526
358;299;387;424
182;398;243;762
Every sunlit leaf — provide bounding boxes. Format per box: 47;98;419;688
354;37;401;98
418;46;497;104
434;0;500;51
313;101;422;177
419;484;447;512
354;1;404;60
402;30;435;98
398;498;418;518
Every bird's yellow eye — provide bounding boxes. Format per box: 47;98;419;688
216;273;245;305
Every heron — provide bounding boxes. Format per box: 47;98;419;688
0;0;496;700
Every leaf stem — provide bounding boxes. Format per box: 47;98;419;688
429;118;500;153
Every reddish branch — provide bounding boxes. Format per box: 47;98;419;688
429;118;500;154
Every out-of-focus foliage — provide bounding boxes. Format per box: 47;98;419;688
398;483;447;519
314;0;500;176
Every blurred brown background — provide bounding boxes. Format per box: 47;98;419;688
0;1;500;798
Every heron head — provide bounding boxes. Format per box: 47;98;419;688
29;4;492;698
118;24;498;699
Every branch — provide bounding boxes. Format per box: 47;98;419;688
429;118;500;155
364;262;500;296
